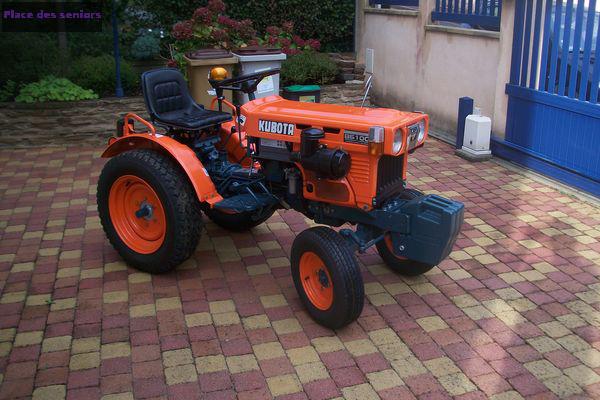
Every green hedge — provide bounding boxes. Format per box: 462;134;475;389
0;33;62;85
68;55;140;97
0;31;130;83
132;0;355;51
281;51;339;86
227;0;354;51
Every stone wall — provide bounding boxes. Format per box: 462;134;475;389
329;53;366;82
0;97;148;147
321;83;370;107
0;84;370;147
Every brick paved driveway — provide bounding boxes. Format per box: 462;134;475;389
0;139;599;400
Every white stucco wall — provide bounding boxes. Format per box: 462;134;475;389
492;0;517;139
360;12;420;111
357;1;513;137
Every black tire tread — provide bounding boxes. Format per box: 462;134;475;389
97;149;202;273
375;240;435;276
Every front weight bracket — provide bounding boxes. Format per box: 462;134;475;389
340;225;385;253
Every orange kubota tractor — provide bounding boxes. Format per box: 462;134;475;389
97;67;464;329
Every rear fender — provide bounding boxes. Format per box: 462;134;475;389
102;134;223;205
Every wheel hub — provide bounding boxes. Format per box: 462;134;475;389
135;201;154;220
317;269;330;288
108;175;166;254
299;252;334;311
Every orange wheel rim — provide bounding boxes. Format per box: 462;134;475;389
384;234;407;260
108;175;166;254
299;252;333;311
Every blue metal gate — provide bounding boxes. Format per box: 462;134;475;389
432;0;503;31
492;0;600;196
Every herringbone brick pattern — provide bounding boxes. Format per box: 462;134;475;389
0;139;599;400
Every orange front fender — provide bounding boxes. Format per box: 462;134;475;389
102;134;223;205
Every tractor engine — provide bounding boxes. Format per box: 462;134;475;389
241;95;428;211
290;128;351;180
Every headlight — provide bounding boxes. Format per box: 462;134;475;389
407;120;427;150
417;120;426;143
392;128;403;153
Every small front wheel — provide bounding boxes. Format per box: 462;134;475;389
291;227;364;329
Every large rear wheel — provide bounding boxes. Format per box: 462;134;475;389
97;149;202;274
291;227;364;329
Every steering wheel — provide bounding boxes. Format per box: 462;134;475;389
209;68;280;95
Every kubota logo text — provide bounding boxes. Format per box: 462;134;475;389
258;119;294;136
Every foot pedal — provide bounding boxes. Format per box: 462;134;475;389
214;193;278;213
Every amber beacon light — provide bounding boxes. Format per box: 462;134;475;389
209;67;228;81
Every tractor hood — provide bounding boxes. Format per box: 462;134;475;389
241;95;421;133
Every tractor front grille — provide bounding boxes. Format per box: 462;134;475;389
376;155;405;204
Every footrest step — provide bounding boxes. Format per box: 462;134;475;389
214;193;278;213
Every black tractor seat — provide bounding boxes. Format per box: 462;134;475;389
141;68;232;131
155;107;232;130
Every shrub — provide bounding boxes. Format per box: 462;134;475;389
0;81;19;102
0;33;61;85
131;32;161;60
0;32;136;87
171;0;256;52
280;51;338;86
169;0;321;63
130;0;355;51
67;32;115;58
68;55;139;96
227;0;355;51
166;51;188;77
257;22;320;56
15;77;98;103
